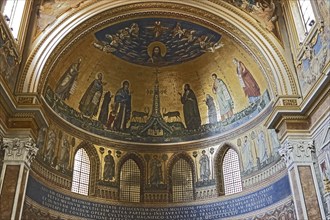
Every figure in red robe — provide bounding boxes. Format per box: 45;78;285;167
233;58;261;104
106;104;116;130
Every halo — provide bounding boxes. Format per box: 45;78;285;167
95;72;103;78
121;80;130;87
147;41;167;57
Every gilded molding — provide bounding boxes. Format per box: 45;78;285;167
17;96;36;105
281;115;309;121
282;99;298;106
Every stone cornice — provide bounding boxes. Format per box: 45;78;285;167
0;78;49;138
265;74;330;131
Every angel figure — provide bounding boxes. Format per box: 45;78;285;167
182;29;196;42
105;34;122;47
129;23;139;38
195;35;209;49
172;22;185;38
118;28;130;40
204;41;224;53
153;21;163;38
147;21;168;38
93;42;116;53
195;36;224;53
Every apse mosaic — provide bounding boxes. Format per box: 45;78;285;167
93;18;222;67
44;16;270;144
45;82;270;143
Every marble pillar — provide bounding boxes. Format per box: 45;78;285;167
0;137;38;220
279;138;326;220
324;176;330;219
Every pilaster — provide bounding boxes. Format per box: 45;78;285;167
279;138;325;220
324;176;330;219
0;137;38;220
325;191;330;220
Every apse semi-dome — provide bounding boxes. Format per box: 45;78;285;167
43;14;270;144
1;0;328;219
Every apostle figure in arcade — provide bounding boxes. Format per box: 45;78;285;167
113;80;131;131
269;129;280;157
55;58;81;100
150;155;162;188
179;84;201;130
242;135;254;173
59;136;70;172
103;150;115;181
79;72;105;118
199;150;210;181
257;130;268;166
233;58;260;104
45;130;56;164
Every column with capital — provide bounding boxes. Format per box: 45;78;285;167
0;137;38;220
279;138;326;220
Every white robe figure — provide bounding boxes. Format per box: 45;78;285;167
257;130;268;164
242;136;254;172
269;129;280;157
